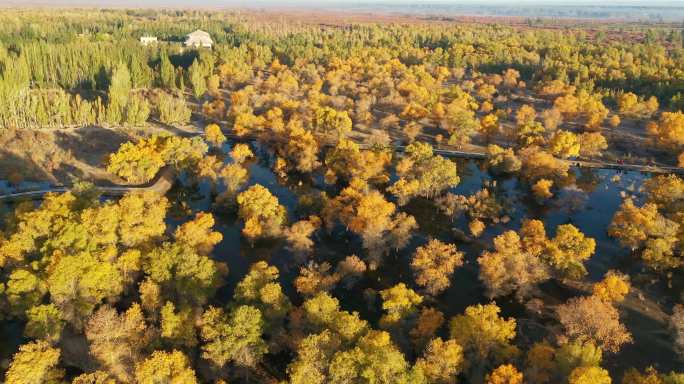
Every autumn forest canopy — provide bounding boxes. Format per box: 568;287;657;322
1;7;684;384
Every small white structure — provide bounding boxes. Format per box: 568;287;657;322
185;30;213;49
139;36;158;46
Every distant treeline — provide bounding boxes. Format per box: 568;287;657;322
0;9;683;129
349;3;684;22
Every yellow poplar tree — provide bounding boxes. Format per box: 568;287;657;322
237;184;287;242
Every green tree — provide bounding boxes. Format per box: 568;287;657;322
47;252;124;328
129;54;154;89
302;292;368;342
234;261;292;328
200;305;268;369
328;330;411;384
25;304;65;343
157;91;191;125
144;242;221;306
288;330;342;384
188;59;207;99
6;269;46;317
159;51;177;89
107;62;132;123
124;93;150;125
555;340;603;378
379;283;423;327
161;301;198;348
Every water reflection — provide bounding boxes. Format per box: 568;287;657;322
166;140;680;375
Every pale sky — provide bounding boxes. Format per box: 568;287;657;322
3;0;683;5
2;0;684;13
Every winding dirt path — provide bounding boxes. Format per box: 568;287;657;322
0;165;175;203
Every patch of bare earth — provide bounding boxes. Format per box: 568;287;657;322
0;123;199;186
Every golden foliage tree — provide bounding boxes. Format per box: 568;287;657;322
411;239;464;296
568;366;612;384
546;224;596;279
557;295;632;353
410;307;445;351
325;139;392;184
230;143;254;164
285;217;320;259
4;341;64;384
609;199;681;271
549;130;580;158
524;342;556;384
415;338;465;384
478;230;549;300
174;212;223;255
648;111;684;150
486;364;523;384
579;132;608;157
323;179;417;267
134;350;198;384
518;146;569;182
278;122;320;173
389;142;459;205
205;123;226;148
86;304;148;382
592;271;630;303
449;303;518;363
237;184;287;241
486;145;521;174
532;179;554;200
295;261;341;297
107;135;207;183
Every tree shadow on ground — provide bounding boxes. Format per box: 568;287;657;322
0;150;51;184
52;163;87;186
151;119;201;137
606;304;679;378
53;125;130;168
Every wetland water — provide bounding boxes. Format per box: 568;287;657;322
171;140;682;376
1;140;682;376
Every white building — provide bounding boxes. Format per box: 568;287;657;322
139;36;158;46
185;30;213;49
